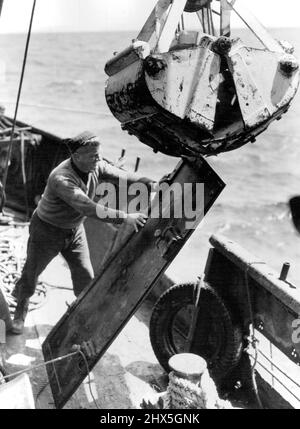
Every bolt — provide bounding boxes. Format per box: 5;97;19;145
280;55;299;76
212;36;232;56
154;229;162;238
258;322;264;331
234;381;242;390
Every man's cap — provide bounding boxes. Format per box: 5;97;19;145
64;131;100;154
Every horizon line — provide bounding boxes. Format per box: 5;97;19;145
0;26;300;35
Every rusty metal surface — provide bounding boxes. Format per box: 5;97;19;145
205;235;300;366
42;157;225;409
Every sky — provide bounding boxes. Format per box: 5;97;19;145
0;0;299;33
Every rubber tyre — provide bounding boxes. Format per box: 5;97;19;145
150;282;243;382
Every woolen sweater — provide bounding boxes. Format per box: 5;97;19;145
37;158;130;229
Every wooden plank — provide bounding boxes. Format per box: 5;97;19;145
43;157;225;409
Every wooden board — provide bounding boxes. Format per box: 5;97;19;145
42;157;225;409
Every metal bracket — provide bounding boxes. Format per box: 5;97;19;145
155;226;184;259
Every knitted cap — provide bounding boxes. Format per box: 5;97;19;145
64;131;100;154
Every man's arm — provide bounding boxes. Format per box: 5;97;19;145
53;176;125;223
100;161;156;191
53;176;147;231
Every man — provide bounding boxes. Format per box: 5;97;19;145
11;131;151;334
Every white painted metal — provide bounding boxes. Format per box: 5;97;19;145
138;0;171;43
220;0;232;36
157;0;188;53
145;37;221;131
228;39;299;128
187;50;221;130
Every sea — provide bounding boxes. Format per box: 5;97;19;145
0;28;299;284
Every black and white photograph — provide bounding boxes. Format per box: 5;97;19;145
0;0;299;412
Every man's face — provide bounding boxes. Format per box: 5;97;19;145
73;143;102;173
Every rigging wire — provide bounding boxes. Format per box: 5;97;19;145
78;350;100;409
1;347;100;409
257;348;300;390
1;0;37;199
247;352;300;404
1;350;79;381
244;263;266;409
1;101;111;117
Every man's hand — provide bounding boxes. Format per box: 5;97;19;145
125;213;148;232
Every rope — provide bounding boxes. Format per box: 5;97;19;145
1;350;79;381
20;132;30;221
244;262;266;409
164;371;229;409
78;350;100;409
1;0;37;196
185;276;204;352
2;350;100;409
165;372;205;409
2;101;111;117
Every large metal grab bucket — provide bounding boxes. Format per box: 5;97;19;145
105;0;299;157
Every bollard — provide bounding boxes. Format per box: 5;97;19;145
162;353;230;409
279;263;290;282
169;353;207;383
141;353;231;409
